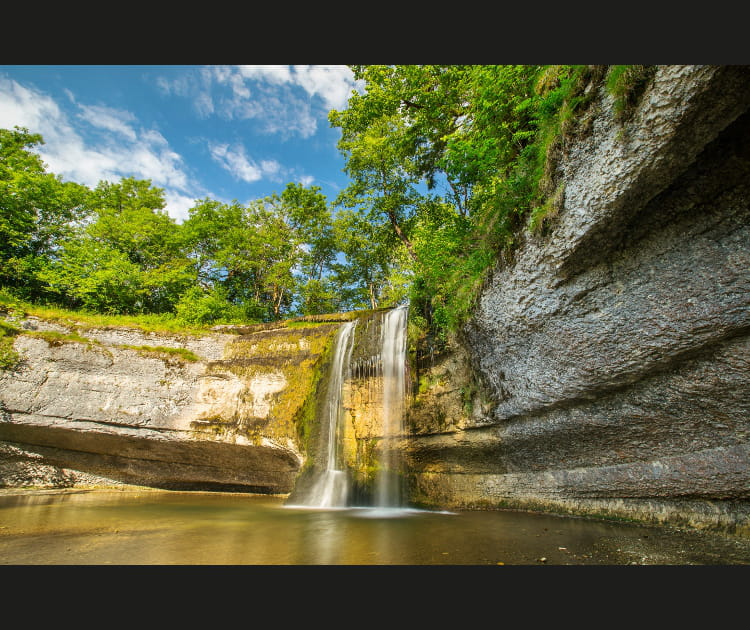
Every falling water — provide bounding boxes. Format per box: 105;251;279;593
374;304;409;508
295;319;356;508
288;305;409;512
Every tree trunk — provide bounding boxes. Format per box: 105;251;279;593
387;210;418;262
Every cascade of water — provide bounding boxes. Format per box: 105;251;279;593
297;320;357;507
289;306;409;511
374;304;409;507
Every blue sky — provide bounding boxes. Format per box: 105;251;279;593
0;65;364;222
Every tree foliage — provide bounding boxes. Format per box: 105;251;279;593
0;65;650;332
325;65;648;340
0;136;352;323
0;126;90;298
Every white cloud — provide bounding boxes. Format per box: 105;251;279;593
259;159;282;178
0;76;68;147
203;65;358;139
237;65;294;85
129;144;189;191
194;91;214;118
164;190;199;223
156;75;190;97
77;104;137;141
208;142;282;184
0;68;354;223
44;141;121;188
233;65;359;110
0;76;116;184
140;128;168;147
292;65;360;110
0;75;199;221
156;70;215;118
251;90;318;139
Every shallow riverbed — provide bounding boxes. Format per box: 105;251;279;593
1;488;749;565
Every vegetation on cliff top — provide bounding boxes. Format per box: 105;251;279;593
330;65;655;341
0;66;654;343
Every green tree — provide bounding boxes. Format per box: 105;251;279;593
174;285;235;325
87;177;184;269
342;66;475;215
89;177;168;215
183;195;302;321
296;277;340;315
39;238;145;314
332;208;399;310
330;105;421;263
328;66;551;336
181;198;244;290
278;182;338;282
0;126;91;299
42;177;194;314
273;182;345;316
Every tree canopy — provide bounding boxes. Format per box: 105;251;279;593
0;66;652;333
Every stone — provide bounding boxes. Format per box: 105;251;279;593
0;318;339;493
404;65;750;535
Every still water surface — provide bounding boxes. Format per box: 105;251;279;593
2;489;749;565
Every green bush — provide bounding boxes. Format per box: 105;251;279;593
174;286;234;325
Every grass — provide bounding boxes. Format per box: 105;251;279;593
0;320;21;370
0;290;369;338
606;65;657;121
0;291;212;336
528;182;565;234
25;330;98;347
1;294;203;362
118;344;200;362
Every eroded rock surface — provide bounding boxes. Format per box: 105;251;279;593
0;318;339;493
404;65;750;535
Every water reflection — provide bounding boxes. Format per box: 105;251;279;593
1;490;749;565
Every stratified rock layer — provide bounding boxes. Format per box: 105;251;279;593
404;65;750;535
0;317;339;493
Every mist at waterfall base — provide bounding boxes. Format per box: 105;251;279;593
285;305;422;518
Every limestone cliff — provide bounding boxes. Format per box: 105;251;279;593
402;65;750;535
0;312;343;493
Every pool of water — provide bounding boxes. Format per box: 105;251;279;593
1;489;749;565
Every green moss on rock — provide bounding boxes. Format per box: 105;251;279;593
203;323;341;447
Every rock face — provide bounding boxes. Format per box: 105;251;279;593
403;65;750;535
0;315;340;493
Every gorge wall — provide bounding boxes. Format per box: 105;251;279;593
402;65;750;535
0;313;347;493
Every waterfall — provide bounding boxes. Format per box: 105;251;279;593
288;305;409;511
294;319;356;508
374;304;408;508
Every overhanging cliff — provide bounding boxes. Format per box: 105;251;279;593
402;65;750;534
0;314;343;493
